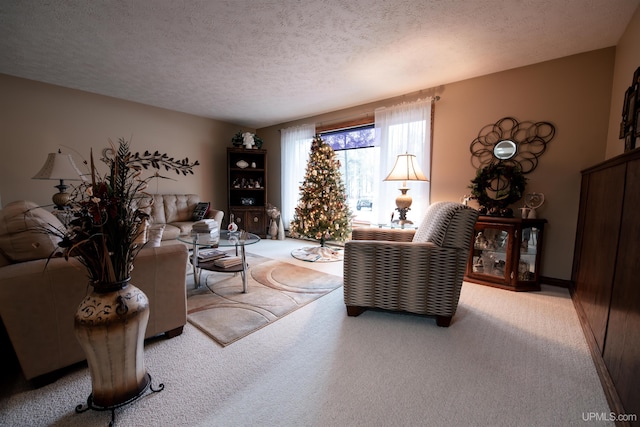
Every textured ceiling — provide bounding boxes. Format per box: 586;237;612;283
1;1;638;129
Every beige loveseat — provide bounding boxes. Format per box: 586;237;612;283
0;200;192;380
132;194;224;242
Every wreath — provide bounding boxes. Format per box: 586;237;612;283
469;163;527;216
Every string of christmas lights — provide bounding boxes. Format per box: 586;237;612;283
289;134;352;246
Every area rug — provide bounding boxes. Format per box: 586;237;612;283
187;258;343;346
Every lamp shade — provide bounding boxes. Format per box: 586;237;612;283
384;153;428;182
32;151;86;181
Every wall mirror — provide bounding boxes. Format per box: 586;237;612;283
469;117;555;173
493;140;517;160
469;117;556;216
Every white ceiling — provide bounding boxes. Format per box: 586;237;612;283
1;1;638;129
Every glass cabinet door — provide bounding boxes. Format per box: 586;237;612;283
471;226;511;281
518;226;539;281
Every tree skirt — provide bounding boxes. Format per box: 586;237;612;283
291;245;343;262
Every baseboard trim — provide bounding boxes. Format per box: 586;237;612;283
540;276;571;288
570;288;630;426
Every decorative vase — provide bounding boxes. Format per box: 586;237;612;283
269;219;278;239
277;216;285;240
74;278;150;408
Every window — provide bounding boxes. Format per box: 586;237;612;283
374;98;432;224
282;97;433;229
321;125;379;224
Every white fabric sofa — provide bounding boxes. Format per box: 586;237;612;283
132;194;224;241
0;195;223;380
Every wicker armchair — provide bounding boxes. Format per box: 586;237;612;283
343;201;479;326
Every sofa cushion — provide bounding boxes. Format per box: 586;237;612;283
147;224;165;247
132;194;202;226
168;221;196;237
163;194;200;223
0;200;63;262
161;224;182;240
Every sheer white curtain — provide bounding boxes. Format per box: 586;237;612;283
280;124;315;228
374;98;433;224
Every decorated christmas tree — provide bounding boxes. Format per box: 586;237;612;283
290;135;352;260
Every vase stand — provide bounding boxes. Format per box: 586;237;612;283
75;372;164;426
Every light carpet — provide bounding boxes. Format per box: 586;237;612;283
0;239;613;426
187;257;343;346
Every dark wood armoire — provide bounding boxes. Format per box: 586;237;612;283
572;148;640;424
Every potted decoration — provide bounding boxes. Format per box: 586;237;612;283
43;138;198;410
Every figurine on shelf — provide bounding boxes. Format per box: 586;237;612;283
475;231;488;249
231;131;264;149
242;132;255;149
523;192;545;219
473;257;484;273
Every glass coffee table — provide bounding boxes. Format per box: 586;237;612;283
178;230;260;292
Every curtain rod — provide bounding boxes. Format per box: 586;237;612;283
281;95;441;131
317;96;440;128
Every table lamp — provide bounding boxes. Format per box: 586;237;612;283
384;153;428;225
33;149;86;209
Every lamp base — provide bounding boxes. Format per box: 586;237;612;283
52;180;71;210
52;192;71;210
395;187;413;223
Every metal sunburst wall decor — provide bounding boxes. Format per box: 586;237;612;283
469;117;555;173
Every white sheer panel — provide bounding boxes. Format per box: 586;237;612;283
374;98;432;224
281;124;315;228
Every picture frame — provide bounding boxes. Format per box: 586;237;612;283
622;87;631;120
625;133;634;152
628;89;636;123
621;67;640;152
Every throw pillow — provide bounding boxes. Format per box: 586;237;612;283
147;224;165;247
192;202;210;221
133;219;149;246
0;200;64;262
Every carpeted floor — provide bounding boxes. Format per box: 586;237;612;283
0;239;613;426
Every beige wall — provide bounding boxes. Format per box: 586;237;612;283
259;48;616;281
0;42;625;282
0;74;240;213
606;5;640;158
